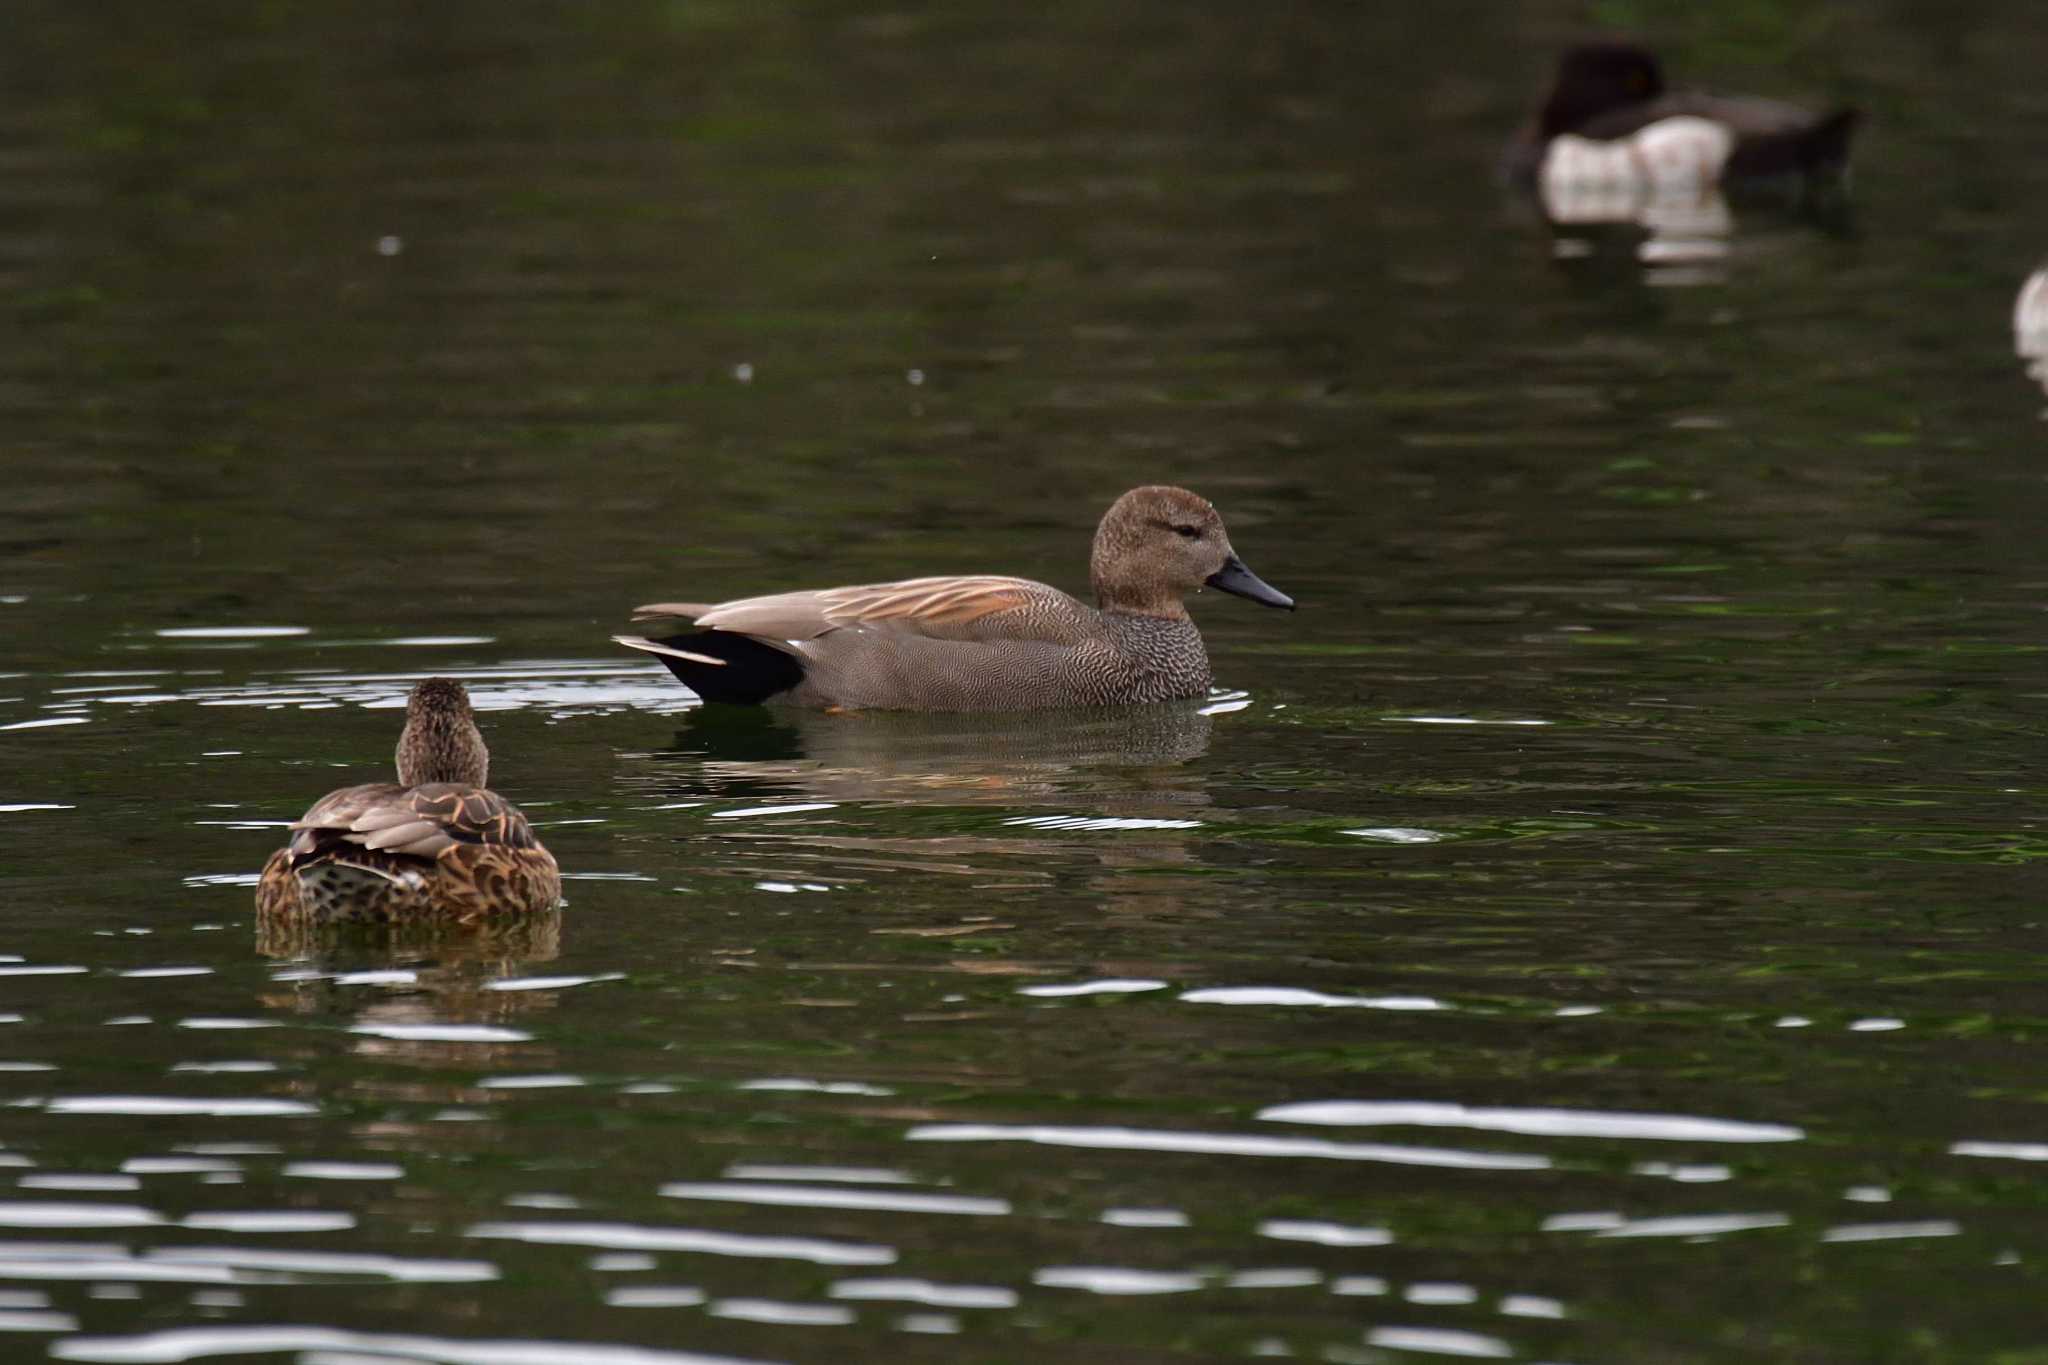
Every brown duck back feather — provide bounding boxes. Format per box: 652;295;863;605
257;680;560;924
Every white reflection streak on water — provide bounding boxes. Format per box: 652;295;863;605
1034;1267;1205;1295
0;1309;77;1332
11;658;699;724
1100;1207;1188;1228
1365;1325;1515;1359
607;1285;709;1308
486;973;625;992
18;1175;139;1192
1227;1268;1322;1289
152;1247;495;1281
49;1326;774;1364
348;1024;531;1044
119;1159;239;1175
1258;1100;1803;1143
1342;826;1444;843
466;1220;895;1266
723;1165;915;1186
1819;1220;1961;1243
1183;987;1448;1011
281;1162;403;1180
710;803;839;820
1259;1218;1393;1247
906;1124;1548;1170
1593;1212;1791;1239
737;1079;893;1096
180;1212;355;1232
42;1098;317;1117
155;628;310;639
0;1204;163;1228
1002;815;1202;831
827;1278;1018;1308
1951;1140;2048;1161
0;1243;484;1283
706;1299;855;1326
658;1182;1009;1217
1018;979;1168;998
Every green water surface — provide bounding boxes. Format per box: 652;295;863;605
1;3;2045;1362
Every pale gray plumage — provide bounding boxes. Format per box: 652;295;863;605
616;485;1294;712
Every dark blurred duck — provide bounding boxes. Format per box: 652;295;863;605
256;678;560;923
1505;42;1859;188
615;485;1294;711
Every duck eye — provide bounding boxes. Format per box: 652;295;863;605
1172;524;1201;540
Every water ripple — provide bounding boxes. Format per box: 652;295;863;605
1259;1101;1803;1143
1184;987;1448;1011
42;1097;316;1118
906;1124;1548;1171
827;1278;1018;1309
50;1326;771;1363
658;1182;1008;1217
1034;1266;1205;1295
467;1220;895;1266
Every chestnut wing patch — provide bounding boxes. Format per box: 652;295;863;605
822;577;1039;628
725;577;1087;643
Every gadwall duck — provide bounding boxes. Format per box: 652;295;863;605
255;678;561;923
1505;42;1859;187
614;485;1294;711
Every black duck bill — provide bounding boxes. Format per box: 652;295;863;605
1206;555;1294;610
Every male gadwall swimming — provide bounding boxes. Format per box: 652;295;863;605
255;678;561;922
1505;42;1859;187
615;485;1294;711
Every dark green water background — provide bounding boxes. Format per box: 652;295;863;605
1;2;2045;1362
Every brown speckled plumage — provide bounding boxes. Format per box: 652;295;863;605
255;678;561;924
616;485;1294;711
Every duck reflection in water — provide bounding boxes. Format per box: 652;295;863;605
626;700;1222;896
254;914;569;1148
1505;42;1859;283
640;698;1215;805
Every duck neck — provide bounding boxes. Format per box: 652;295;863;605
397;717;489;787
1094;583;1190;620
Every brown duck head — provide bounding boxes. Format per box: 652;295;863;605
396;677;489;787
1540;41;1666;138
1089;485;1294;618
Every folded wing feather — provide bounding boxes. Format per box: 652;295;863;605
634;576;1091;646
287;784;532;862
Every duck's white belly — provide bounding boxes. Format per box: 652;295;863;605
1540;115;1736;211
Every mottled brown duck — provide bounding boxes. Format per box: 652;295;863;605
614;484;1294;711
255;678;560;923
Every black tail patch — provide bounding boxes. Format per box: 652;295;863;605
1798;108;1860;172
646;631;806;705
1727;107;1860;179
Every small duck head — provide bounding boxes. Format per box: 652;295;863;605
396;677;489;787
1541;41;1667;138
1091;485;1295;618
